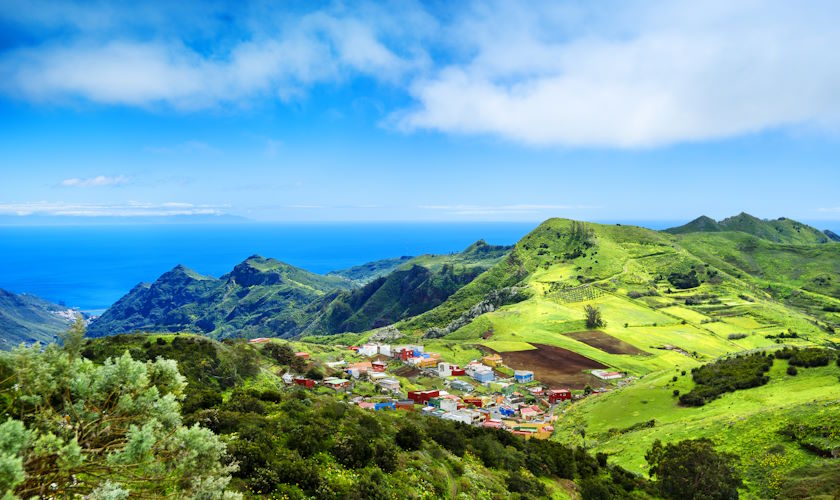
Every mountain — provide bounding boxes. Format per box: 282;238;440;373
307;240;511;334
0;288;79;347
825;229;840;242
87;256;354;338
665;212;834;244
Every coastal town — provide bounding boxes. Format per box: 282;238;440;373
250;338;625;440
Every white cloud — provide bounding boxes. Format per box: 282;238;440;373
396;1;840;147
0;201;226;217
420;204;595;215
0;3;431;109
2;1;840;147
60;175;130;187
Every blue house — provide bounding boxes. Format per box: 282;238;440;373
514;370;534;383
500;406;516;417
374;402;396;411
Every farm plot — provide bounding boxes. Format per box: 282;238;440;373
485;343;607;389
565;331;647;355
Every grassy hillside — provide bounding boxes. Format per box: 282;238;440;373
0;288;79;347
382;216;840;498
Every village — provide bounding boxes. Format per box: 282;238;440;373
250;338;625;440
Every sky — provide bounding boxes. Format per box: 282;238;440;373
1;0;840;223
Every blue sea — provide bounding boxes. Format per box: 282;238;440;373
3;220;836;313
0;223;539;312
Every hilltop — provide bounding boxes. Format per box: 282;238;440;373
87;256;354;338
665;212;835;244
0;288;80;346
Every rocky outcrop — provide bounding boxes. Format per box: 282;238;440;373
423;286;529;339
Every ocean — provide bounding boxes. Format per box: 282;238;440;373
3;220;836;313
0;223;539;312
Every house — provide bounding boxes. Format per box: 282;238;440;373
499;406;516;417
466;364;494;383
519;406;538;420
358;344;379;357
248;337;270;344
374;402;396;411
378;345;391;357
323;377;350;390
295;352;310;360
293;377;315;388
463;397;484;408
482;419;505;429
359;402;376;410
591;369;623;380
451;366;466;376
440;398;459;412
326;360;347;369
548;389;572;403
395;400;414;411
281;372;295;385
438;362;454;377
371;360;387;372
347;361;373;378
450;380;474;392
413;356;439;369
442;410;481;426
378;378;401;392
482;354;503;367
527;386;545;397
514;370;534;384
369;372;387;381
407;390;439;404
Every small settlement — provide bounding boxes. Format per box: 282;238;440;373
279;341;620;440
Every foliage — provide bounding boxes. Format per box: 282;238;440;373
584;305;606;329
0;331;237;497
679;353;773;406
645;438;742;500
775;347;834;367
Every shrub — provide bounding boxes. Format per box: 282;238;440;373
584;305;606;329
646;439;742;500
727;333;748;340
679;353;772;406
787;365;798;376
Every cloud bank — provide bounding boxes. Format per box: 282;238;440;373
0;201;225;217
1;1;839;147
61;175;130;187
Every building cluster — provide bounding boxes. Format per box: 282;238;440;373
279;342;601;440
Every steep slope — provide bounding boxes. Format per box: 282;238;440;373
825;229;840;242
0;288;79;347
88;256;353;338
666;212;834;244
307;240;511;334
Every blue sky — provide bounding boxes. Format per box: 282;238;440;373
1;0;839;223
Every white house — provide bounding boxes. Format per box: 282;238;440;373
282;372;295;385
437;362;453;377
358;344;379;357
440;398;459;412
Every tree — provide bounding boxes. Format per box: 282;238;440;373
584;305;606;329
645;439;742;499
0;336;239;498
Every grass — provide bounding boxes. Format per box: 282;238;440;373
555;358;840;497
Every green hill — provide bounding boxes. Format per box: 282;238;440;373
327;255;414;284
87;256;355;338
0;288;80;347
666;212;834;244
376;216;840;497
